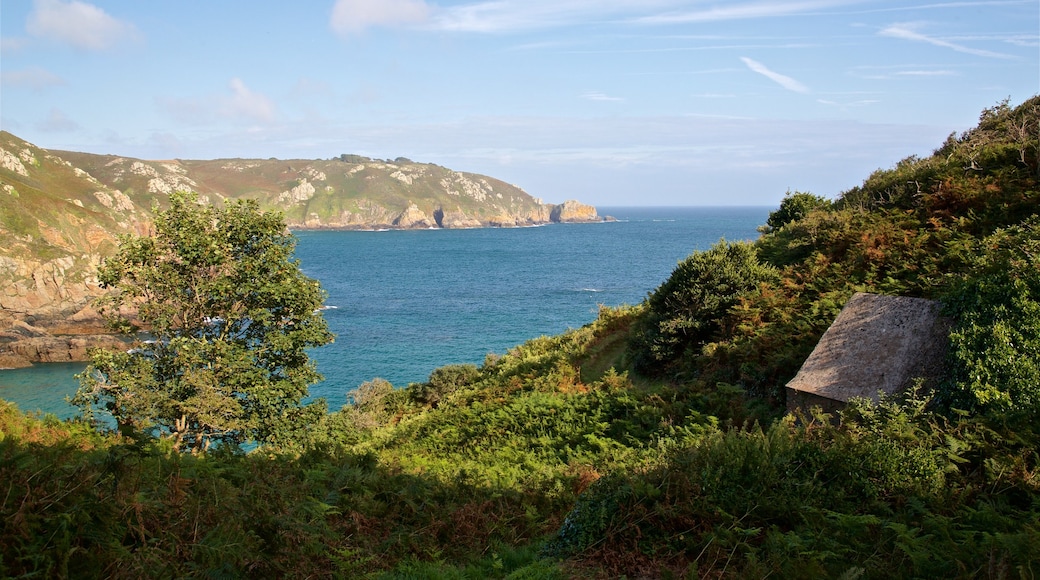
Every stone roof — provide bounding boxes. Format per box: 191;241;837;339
786;292;949;410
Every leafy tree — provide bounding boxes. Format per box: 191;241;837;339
338;153;369;164
764;190;832;232
628;240;778;376
73;191;334;452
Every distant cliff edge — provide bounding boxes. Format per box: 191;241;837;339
0;131;606;367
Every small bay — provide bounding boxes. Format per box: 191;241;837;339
0;206;769;418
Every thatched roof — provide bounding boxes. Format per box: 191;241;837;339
786;292;949;413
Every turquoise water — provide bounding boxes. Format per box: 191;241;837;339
0;206;769;418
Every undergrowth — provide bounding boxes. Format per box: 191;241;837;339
2;96;1039;578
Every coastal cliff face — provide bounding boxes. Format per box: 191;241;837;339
0;131;604;366
550;200;600;223
55;149;601;231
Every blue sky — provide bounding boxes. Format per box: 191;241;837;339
1;1;1037;206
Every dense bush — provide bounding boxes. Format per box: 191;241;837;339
628;240;778;377
942;217;1040;415
763;190;832;232
548;397;1040;578
408;363;482;407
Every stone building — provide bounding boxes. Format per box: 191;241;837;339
786;292;950;415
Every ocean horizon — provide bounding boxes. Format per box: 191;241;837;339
0;205;771;419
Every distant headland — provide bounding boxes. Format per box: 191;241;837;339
0;130;606;367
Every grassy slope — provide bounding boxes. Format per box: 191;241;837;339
1;97;1038;578
3;133;559;296
56;150;549;226
0;132;140;284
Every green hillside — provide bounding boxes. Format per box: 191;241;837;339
0;132;142;262
1;133;598;367
1;96;1038;578
52;149;567;228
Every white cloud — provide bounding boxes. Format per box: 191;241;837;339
424;1;859;34
896;70;956;76
158;79;277;126
36;108;80;132
1;37;29;53
880;23;1015;59
581;91;625;102
740;57;809;93
26;0;138;50
431;1;617;33
330;0;431;37
223;78;277;123
1;67;66;90
634;0;862;25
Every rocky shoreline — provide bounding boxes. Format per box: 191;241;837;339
0;205;609;369
284;199;609;230
2;131;610;368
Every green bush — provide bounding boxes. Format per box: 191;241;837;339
628;240;779;377
546;398;1039;578
942;217;1040;415
764;190;832;232
408;364;482;407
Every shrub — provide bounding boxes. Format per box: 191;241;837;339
628;241;779;377
408;364;482;407
941;217;1040;415
763;190;832;232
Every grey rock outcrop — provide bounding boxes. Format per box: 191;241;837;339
786;293;951;414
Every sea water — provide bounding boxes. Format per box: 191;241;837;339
0;206;770;418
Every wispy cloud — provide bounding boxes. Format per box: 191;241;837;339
27;0;139;50
423;1;864;34
1;67;66;91
817;98;881;108
428;1;659;33
37;108;80;132
1;37;29;53
848;64;960;80
330;0;431;37
1003;34;1039;48
880;23;1015;58
224;79;277;123
896;69;956;76
581;91;625;102
634;0;864;25
158;79;277;126
740;57;809;93
854;1;1032;15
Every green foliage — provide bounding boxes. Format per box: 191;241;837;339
764;190;832;232
548;397;1039;578
408;364;482;407
638;96;1040;404
338;153;370;163
4;97;1040;579
628;240;779;377
72;191;333;452
942;217;1040;415
0;401;574;578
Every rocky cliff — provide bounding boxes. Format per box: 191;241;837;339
55;149;601;231
0;131;604;367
